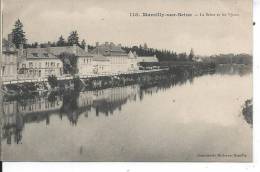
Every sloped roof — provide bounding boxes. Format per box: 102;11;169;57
47;46;92;57
23;45;93;60
2;39;16;52
138;55;159;63
24;48;59;59
93;55;110;62
128;51;137;59
91;43;128;56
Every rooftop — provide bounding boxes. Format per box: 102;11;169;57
138;55;159;63
2;39;16;53
91;42;128;56
24;48;59;59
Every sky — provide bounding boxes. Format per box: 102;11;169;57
2;0;253;55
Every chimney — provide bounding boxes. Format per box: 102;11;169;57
84;45;88;52
8;33;13;43
73;44;77;54
18;44;24;57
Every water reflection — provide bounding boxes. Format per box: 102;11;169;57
215;64;252;76
0;64;253;161
1;69;196;144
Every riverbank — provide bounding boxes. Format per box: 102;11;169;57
242;99;253;126
1;62;217;97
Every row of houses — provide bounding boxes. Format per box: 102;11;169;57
1;36;159;81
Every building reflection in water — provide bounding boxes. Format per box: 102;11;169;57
1;65;251;144
1;85;141;144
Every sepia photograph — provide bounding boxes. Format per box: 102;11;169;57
0;0;253;162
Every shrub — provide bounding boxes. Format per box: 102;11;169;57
48;75;58;88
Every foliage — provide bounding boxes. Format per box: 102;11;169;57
122;46;193;62
57;35;66;46
12;19;27;48
203;54;253;65
189;48;194;61
81;39;86;49
58;52;78;75
48;75;58;88
242;99;253;125
67;31;79;45
178;52;188;61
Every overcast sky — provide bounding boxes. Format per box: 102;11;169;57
2;0;252;55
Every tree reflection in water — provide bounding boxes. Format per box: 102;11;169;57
0;65;252;144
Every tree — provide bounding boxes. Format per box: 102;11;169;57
58;52;78;75
12;19;27;48
81;39;86;49
179;52;187;61
144;43;148;50
57;35;66;46
67;31;79;45
48;75;58;88
189;48;194;61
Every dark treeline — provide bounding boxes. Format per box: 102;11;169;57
11;19;251;65
122;45;194;62
202;54;252;65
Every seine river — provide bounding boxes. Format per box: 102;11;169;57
1;65;252;161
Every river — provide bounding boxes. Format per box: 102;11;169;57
1;65;252;161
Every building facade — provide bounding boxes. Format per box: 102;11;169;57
18;47;63;79
1;39;18;81
43;44;94;76
91;42;138;74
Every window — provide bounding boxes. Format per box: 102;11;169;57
2;66;5;75
29;62;33;68
32;53;38;57
43;53;49;57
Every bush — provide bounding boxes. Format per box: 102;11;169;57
48;75;58;88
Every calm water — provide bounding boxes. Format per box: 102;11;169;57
1;65;252;161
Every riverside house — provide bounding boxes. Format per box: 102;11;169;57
18;44;94;78
137;55;159;63
91;42;138;74
1;39;18;81
43;44;94;76
18;46;63;79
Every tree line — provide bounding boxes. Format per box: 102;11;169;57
10;19;88;50
202;54;252;65
10;19;195;62
122;45;194;62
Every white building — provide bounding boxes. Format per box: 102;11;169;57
137;55;159;63
92;55;111;74
1;39;18;81
91;42;139;74
44;44;94;76
18;46;63;79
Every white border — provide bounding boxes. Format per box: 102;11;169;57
2;0;260;172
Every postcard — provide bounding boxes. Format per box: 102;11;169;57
0;0;253;162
